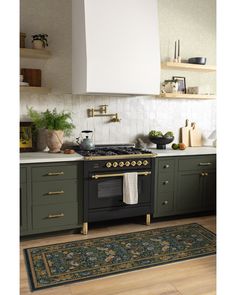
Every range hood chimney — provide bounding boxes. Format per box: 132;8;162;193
72;0;160;95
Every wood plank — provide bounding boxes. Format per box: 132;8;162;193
20;48;51;59
161;62;216;72
157;93;216;100
20;86;50;94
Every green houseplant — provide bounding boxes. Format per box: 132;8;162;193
28;108;75;153
32;33;48;49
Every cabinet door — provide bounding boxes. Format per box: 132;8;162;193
203;170;216;211
176;171;204;213
20;183;27;234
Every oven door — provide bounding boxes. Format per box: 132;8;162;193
88;171;151;209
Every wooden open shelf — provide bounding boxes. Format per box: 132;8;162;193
20;48;51;59
20;86;50;94
161;62;216;72
157;93;216;100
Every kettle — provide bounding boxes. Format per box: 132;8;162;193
76;130;95;151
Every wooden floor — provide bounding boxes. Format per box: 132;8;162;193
20;215;216;295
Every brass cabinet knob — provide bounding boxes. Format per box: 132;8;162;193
119;161;124;167
204;172;208;176
163;200;168;205
131;161;136;167
113;162;118;168
164;164;170;168
200;172;205;176
125;161;130;167
137;160;142;166
106;162;112;168
163;180;169;185
143;160;149;166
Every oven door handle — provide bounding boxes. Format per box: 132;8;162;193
91;171;151;180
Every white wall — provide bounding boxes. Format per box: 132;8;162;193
20;0;216;146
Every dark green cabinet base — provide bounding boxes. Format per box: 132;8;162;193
20;162;83;236
154;155;216;218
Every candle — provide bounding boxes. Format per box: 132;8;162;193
174;41;177;59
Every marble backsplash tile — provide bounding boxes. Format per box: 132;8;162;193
20;93;216;147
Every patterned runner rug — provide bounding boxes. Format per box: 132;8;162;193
24;223;216;291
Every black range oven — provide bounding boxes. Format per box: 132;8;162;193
74;145;157;234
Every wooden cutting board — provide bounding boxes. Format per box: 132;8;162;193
180;119;192;146
189;123;202;146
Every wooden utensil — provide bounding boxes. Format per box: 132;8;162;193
189;122;202;146
180;119;191;147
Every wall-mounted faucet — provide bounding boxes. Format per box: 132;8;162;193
88;105;121;123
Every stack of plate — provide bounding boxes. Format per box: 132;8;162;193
20;82;29;87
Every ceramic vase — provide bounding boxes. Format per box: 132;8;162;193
46;130;64;153
32;40;44;49
36;128;47;151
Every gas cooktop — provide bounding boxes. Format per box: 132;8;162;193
73;144;156;160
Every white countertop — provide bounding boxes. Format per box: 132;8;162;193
20;147;216;164
149;146;216;157
20;152;84;164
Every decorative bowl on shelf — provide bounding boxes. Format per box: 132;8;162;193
149;136;174;149
188;57;206;65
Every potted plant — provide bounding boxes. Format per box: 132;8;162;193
31;33;48;49
28;108;75;153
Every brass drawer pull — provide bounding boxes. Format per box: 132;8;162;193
47;213;64;219
200;172;209;177
199;162;212;166
47;172;64;176
47;190;64;195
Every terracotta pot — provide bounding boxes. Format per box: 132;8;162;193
32;40;44;49
46;130;64;153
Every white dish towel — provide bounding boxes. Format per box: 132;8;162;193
123;172;138;205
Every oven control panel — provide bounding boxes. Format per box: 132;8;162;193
85;158;153;171
105;160;149;168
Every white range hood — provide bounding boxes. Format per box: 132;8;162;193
72;0;160;95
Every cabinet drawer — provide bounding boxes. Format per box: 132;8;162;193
32;203;78;230
20;167;27;183
158;174;174;192
158;158;175;173
32;165;77;182
178;156;216;171
32;180;78;205
156;192;174;216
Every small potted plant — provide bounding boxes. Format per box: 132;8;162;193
32;33;48;49
28;107;75;153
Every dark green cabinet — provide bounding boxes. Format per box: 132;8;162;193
20;162;83;236
20;167;28;234
20;182;28;234
154;155;216;218
176;171;203;213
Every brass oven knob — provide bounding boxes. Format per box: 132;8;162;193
131;161;136;167
113;162;118;168
143;160;149;166
106;162;112;168
119;161;124;167
125;161;130;167
137;160;142;166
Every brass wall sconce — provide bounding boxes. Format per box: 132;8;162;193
88;105;121;123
